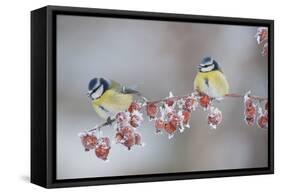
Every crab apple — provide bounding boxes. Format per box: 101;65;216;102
169;114;180;127
165;98;175;107
94;137;111;160
245;117;255;126
166;110;176;119
115;112;131;130
256;27;268;44
117;127;137;150
244;100;257;126
115;132;123;142
129;111;143;128
257;113;268;129
182;110;190;125
115;112;129;123
244;96;257;126
208;107;222;129
164;121;177;134
155;119;165;129
128;102;141;113
130;114;140;128
184;96;197;111
245;105;256;118
95;145;110;161
154;118;164;133
244;97;253;108
244;97;256;111
146;103;158;119
80;134;98;151
199;95;211;109
123;133;136;150
120;126;134;135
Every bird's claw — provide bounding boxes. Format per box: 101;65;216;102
106;117;115;125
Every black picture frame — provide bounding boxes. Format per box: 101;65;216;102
31;5;274;188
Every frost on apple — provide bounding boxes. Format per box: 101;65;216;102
255;27;268;56
207;107;222;129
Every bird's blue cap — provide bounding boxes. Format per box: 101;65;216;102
201;56;213;65
88;78;98;91
88;77;110;92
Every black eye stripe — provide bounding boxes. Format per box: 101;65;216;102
90;85;102;95
201;64;213;68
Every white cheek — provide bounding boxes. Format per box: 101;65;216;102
91;85;104;99
201;65;214;72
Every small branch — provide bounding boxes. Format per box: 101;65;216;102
85;91;267;133
148;92;267;104
225;93;267;101
148;94;190;104
88;118;116;132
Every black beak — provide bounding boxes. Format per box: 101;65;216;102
86;91;91;98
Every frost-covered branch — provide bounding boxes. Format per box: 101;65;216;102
79;91;268;161
85;91;267;132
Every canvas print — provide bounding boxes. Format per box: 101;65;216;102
56;15;268;180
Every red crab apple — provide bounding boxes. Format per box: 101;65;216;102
184;96;197;111
244;97;257;126
128;102;141;113
95;137;111;161
123;133;136;150
165;98;175;107
146;103;158;119
154;119;164;133
245;117;255;126
116;112;128;122
169;114;180;128
116;127;137;150
257;113;268;129
199;95;211;109
129;111;143;128
95;145;110;161
155;119;164;129
182;110;190;125
164;122;177;134
208;107;222;129
80;134;97;151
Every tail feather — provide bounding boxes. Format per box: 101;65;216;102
121;86;141;95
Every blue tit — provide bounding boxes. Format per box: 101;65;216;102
194;57;229;98
87;77;140;119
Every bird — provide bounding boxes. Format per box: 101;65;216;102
194;57;229;98
87;77;140;120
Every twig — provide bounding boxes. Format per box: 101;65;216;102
88;118;116;132
225;93;267;101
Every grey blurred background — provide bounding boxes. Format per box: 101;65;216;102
56;15;268;180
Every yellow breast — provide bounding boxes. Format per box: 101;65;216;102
92;89;133;119
194;71;229;98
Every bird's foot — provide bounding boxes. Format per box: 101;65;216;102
106;117;115;125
